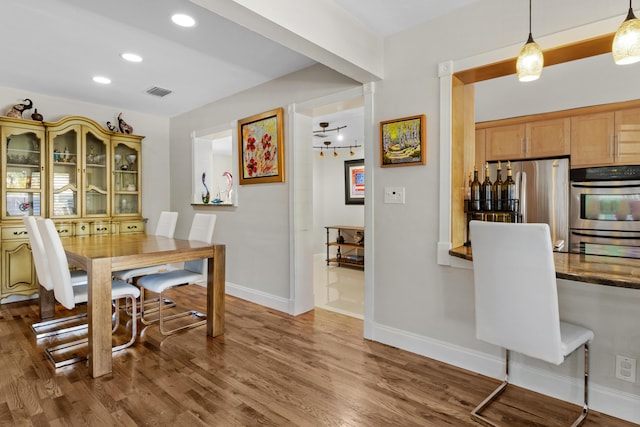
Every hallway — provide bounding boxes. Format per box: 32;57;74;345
313;256;364;319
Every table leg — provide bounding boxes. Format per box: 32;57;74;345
39;285;55;320
87;258;113;378
207;245;225;337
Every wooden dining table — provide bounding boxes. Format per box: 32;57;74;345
40;233;225;378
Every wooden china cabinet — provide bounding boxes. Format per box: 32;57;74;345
0;116;144;302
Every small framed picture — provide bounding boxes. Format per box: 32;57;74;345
344;159;364;205
238;107;284;185
380;114;426;167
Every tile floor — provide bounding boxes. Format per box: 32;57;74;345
313;255;364;319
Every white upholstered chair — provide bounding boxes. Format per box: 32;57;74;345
113;211;179;281
469;221;593;427
137;213;216;335
37;218;141;368
24;216;88;339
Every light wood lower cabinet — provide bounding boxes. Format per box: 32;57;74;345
1;229;36;299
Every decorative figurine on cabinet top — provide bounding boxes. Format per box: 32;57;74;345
31;108;43;121
106;121;117;132
117;112;134;134
5;98;33;119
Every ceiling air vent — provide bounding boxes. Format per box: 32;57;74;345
145;86;172;97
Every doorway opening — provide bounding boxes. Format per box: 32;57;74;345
311;105;365;319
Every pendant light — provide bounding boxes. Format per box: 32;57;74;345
516;0;544;82
613;0;640;65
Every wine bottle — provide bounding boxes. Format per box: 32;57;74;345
481;162;493;211
492;161;504;211
503;160;517;212
470;165;481;211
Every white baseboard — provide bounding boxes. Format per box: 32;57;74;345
225;281;290;314
371;322;640;425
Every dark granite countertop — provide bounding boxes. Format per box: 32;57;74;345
449;246;640;290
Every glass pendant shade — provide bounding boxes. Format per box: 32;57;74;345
613;7;640;65
517;34;544;82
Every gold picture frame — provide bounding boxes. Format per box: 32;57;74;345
380;114;426;167
238;107;285;185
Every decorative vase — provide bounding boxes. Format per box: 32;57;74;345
31;109;43;121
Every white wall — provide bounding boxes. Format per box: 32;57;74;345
372;0;640;422
0;86;171;231
169;64;360;304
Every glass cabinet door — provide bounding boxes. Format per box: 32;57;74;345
112;139;140;216
2;125;45;220
49;125;80;218
83;129;109;216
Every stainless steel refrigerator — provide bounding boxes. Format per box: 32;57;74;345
486;158;569;251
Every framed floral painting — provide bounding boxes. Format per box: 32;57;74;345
238;107;284;185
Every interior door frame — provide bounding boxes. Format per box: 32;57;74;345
289;84;375;338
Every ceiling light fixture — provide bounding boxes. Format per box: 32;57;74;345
171;13;196;27
612;0;640;65
314;139;361;157
516;0;544;82
313;121;347;138
121;53;143;63
92;76;111;85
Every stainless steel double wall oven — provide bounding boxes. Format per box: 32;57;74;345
569;165;640;259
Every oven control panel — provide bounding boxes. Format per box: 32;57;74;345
571;165;640;182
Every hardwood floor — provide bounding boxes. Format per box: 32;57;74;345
0;286;636;426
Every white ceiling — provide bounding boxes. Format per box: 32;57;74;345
0;0;479;118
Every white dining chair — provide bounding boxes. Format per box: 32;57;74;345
113;211;179;281
24;216;89;339
469;221;593;427
37;218;141;368
137;213;216;335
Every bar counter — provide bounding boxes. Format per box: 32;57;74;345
449;246;640;290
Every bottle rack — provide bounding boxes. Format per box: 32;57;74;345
464;199;521;246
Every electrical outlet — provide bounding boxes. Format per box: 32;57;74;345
384;187;405;204
615;355;637;383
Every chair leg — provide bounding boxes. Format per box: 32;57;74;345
571;343;590;427
112;294;137;352
45;294;139;368
471;349;510;427
471;347;590;427
157;288;206;336
31;313;87;339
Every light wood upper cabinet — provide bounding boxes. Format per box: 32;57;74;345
614;107;640;166
47;117;115;219
485;124;524;161
570;112;617;168
571;108;640;168
485;118;570;161
1;118;46;221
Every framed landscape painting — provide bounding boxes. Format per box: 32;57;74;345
380;114;426;167
238;107;284;185
344;159;364;205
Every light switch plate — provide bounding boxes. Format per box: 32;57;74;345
384;187;405;204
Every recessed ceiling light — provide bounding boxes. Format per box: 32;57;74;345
93;76;111;85
121;53;143;63
171;13;195;27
